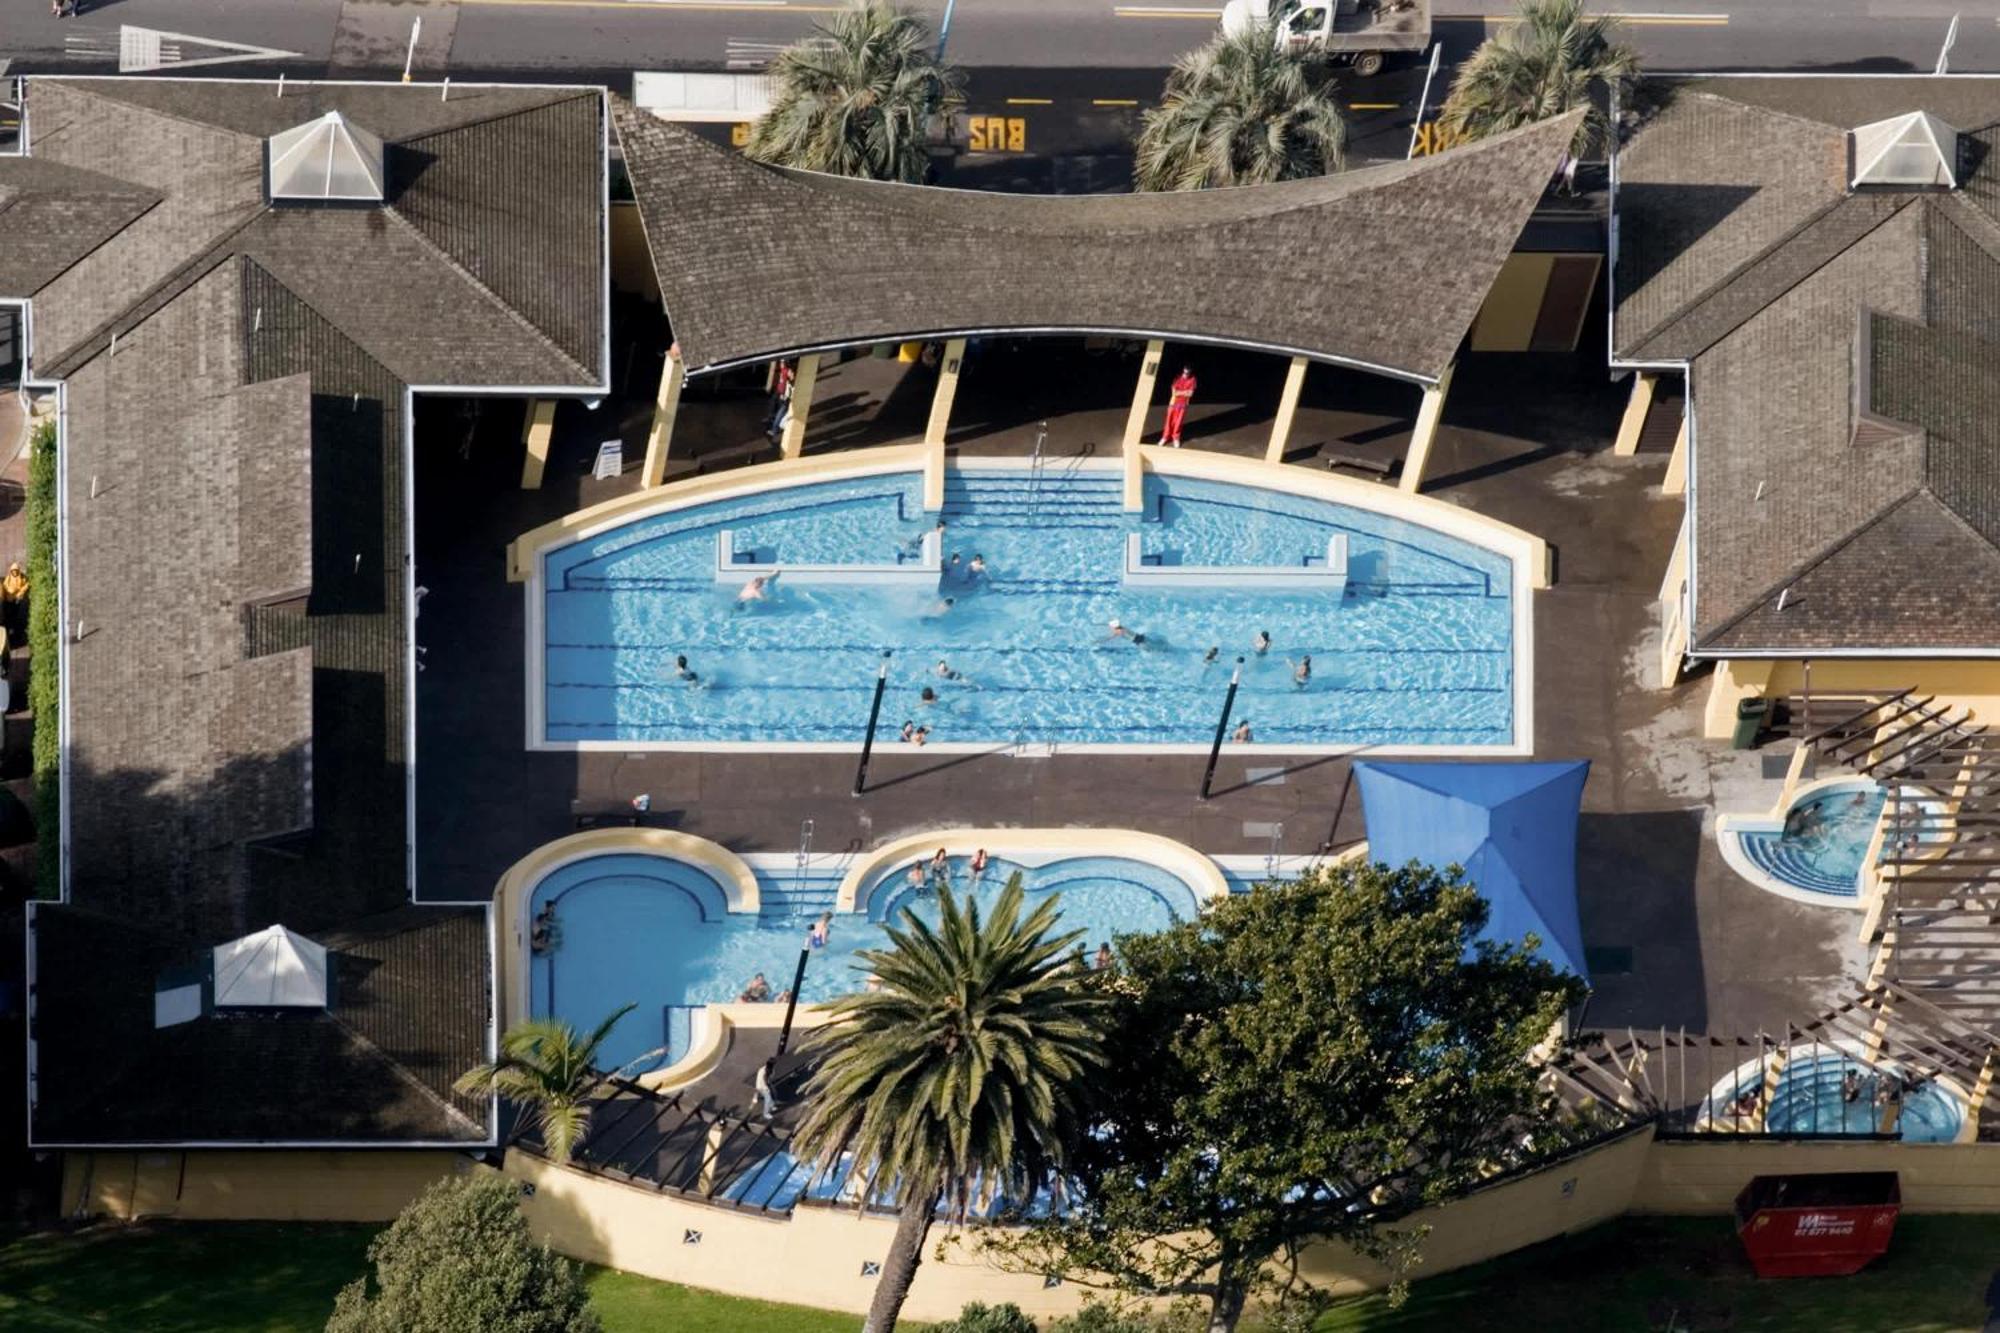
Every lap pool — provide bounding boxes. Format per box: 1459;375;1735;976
531;463;1524;751
529;850;1204;1073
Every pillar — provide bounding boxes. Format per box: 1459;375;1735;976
1661;413;1689;496
1398;361;1455;495
639;343;686;489
778;354;820;460
923;338;967;447
518;400;556;489
1612;371;1657;457
1263;356;1310;464
1119;340;1165;455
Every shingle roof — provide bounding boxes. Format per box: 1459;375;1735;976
7;77;609;1145
1612;76;2000;653
612;98;1580;383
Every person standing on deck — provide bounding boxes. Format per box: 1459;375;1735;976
1160;367;1197;447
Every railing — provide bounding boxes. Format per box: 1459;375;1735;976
1026;421;1048;518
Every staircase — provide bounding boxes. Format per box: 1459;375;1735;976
935;473;1127;528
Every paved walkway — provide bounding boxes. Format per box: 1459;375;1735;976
413;339;1862;1043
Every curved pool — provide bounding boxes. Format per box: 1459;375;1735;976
1704;1045;1970;1142
535;465;1519;750
1723;779;1947;906
528;850;1203;1073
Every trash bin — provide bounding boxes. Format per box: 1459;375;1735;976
1732;697;1769;750
1735;1172;1899;1278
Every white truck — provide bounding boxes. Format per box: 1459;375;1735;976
1218;0;1430;76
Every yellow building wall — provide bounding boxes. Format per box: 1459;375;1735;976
609;202;661;303
1469;253;1555;352
62;1151;471;1222
1702;658;2000;740
1635;1139;2000;1213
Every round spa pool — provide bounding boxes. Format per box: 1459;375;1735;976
1703;1044;1971;1142
1721;778;1948;907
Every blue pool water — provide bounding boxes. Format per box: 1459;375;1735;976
541;467;1516;747
529;851;1201;1072
1737;787;1887;899
1712;1050;1966;1142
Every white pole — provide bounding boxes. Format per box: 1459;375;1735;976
402;17;422;83
1408;42;1444;160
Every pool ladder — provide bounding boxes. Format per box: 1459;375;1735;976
794;818;815;920
1026;421;1048;517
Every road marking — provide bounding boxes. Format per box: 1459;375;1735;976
1006;97;1053;105
1092;98;1140;106
1349;101;1399;109
1113;5;1223;17
1442;8;1726;21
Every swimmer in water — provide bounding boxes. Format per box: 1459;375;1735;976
920;686;940;707
968;554;987;580
1252;630;1271;655
1290;655;1312;688
672;654;700;686
1203;646;1220;665
737;574;771;606
1108;618;1131;640
927;596;956;617
936;659;962;682
1233;719;1253;743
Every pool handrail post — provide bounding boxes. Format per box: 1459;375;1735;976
854;650;892;796
1199;657;1245;801
777;946;811;1055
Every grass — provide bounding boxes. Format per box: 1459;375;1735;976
1317;1215;2000;1333
0;1223;862;1333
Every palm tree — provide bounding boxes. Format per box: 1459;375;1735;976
1134;27;1346;192
744;0;964;183
793;875;1107;1333
1437;0;1638;161
456;1003;639;1164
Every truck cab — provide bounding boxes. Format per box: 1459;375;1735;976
1217;0;1428;76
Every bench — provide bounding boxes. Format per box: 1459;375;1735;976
1326;452;1395;478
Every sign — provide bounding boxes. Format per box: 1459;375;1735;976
593;439;624;480
1409;122;1467;158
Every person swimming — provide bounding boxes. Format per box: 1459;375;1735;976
736;574;772;606
920;686;940;707
1291;655;1312;688
1253;630;1272;655
1232;719;1253;743
672;654;700;686
1203;646;1220;665
927;596;956;617
1108;618;1131;640
936;659;962;681
968;554;987;580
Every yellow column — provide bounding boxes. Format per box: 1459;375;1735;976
1662;413;1689;496
923;338;967;447
1398;361;1454;495
779;354;820;460
1612;371;1657;457
519;400;557;489
1120;340;1165;454
1264;356;1310;464
640;344;686;489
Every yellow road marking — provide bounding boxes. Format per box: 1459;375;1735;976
1093;98;1141;107
464;0;842;11
1006;97;1053;105
1349;101;1399;110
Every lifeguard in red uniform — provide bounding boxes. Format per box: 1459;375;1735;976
1161;366;1196;447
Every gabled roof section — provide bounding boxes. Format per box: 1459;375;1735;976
267;111;385;202
0;158;158;296
1851;111;1958;191
613;98;1580;382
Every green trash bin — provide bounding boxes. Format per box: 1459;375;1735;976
1732;697;1769;750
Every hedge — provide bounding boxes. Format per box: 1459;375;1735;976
27;415;58;898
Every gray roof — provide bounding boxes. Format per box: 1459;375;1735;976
7;77;609;1145
1612;77;2000;653
612;99;1580;383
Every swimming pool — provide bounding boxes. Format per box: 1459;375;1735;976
1704;1045;1971;1142
532;462;1523;751
528;850;1203;1073
1721;779;1948;907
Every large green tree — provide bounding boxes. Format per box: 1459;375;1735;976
456;1003;639;1164
326;1174;599;1333
794;873;1107;1333
745;0;963;183
1134;28;1346;192
992;862;1586;1332
1437;0;1637;159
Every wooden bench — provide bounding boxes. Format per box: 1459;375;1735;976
1326;452;1396;478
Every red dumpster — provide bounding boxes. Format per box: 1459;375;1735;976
1734;1172;1900;1278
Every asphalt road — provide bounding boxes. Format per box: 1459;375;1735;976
6;0;2000;172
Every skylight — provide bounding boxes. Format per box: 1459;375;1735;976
1850;111;1958;191
267;111;386;203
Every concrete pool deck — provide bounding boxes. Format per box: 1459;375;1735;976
411;348;1864;1048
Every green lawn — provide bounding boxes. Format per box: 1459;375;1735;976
1318;1215;2000;1333
0;1224;860;1333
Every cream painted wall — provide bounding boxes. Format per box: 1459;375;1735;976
61;1151;470;1222
1701;658;2000;740
609;203;661;303
1635;1139;2000;1213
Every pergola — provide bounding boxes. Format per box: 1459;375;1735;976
609;101;1580;493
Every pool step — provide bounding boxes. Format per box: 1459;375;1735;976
757;885;841;923
1737;834;1860;898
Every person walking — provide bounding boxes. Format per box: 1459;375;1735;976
754;1058;777;1120
1160;366;1197;447
766;359;795;443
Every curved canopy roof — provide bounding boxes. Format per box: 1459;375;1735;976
613;101;1580;384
